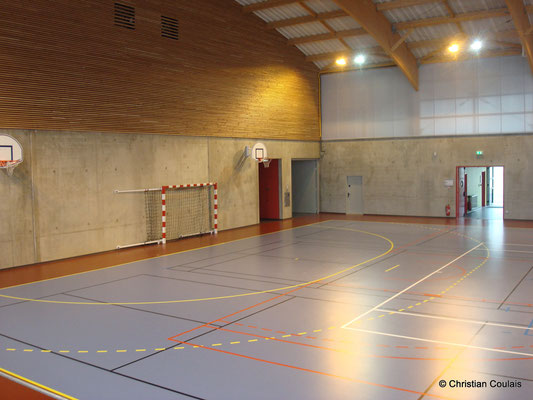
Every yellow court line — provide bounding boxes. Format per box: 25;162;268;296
385;264;400;272
0;221;328;294
0;227;395;306
0;366;79;400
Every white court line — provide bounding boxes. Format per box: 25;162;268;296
341;242;484;329
344;327;533;358
490;249;533;254
374;308;530;331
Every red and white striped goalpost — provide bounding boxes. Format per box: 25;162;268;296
114;182;218;249
161;182;218;244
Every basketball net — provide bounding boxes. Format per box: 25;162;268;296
0;160;21;176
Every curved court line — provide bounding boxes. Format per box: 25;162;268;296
0;228;394;306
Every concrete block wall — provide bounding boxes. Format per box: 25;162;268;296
320;134;533;219
0;130;319;269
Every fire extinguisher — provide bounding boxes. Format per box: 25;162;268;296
445;204;451;216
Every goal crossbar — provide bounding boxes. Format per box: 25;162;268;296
114;182;217;248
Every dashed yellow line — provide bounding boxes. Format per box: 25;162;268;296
385;264;400;272
1;227;490;358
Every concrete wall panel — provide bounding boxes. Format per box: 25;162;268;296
320;135;533;220
0;130;319;269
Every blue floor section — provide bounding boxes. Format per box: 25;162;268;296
0;220;532;399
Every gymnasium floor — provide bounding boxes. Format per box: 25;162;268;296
0;215;532;400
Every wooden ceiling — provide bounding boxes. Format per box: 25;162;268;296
234;0;533;90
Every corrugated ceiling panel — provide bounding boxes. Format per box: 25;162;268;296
254;4;309;23
365;54;393;64
450;0;506;13
407;24;461;42
461;16;517;36
343;35;380;50
411;47;434;59
314;60;331;69
296;40;346;55
325;16;361;30
277;22;330;39
234;0;259;5
384;3;448;24
304;0;341;13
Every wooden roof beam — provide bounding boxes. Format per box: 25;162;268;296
287;28;367;45
331;0;419;90
376;0;443;11
395;8;509;30
244;0;443;14
505;0;533;74
407;30;518;49
422;48;523;64
305;47;388;62
265;10;346;30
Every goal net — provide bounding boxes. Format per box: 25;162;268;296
116;183;217;248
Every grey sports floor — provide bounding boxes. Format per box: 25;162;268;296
1;220;532;399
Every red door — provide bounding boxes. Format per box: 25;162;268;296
259;159;280;219
464;173;468;214
456;167;466;217
481;171;486;207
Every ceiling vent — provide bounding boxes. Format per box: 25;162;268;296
161;16;179;40
114;3;135;30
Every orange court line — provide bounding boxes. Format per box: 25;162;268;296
206;325;348;353
168;339;456;400
168;282;315;341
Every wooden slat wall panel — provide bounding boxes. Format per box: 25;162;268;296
0;0;319;140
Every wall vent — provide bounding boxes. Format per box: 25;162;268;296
114;3;135;30
161;16;179;40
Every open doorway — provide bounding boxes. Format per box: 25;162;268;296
456;166;504;220
291;159;319;215
259;159;281;220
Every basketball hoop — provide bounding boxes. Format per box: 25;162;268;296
0;134;23;177
0;160;21;176
252;143;267;164
262;159;271;168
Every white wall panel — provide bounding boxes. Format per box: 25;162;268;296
321;55;533;139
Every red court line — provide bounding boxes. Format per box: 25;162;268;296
198;325;461;361
205;325;348;352
168;282;315;341
168;225;443;341
168;339;455;400
208;320;533;355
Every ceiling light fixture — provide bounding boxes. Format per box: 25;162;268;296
354;54;366;65
448;43;459;53
336;57;347;66
470;39;483;51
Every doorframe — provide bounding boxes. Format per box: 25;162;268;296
346;175;364;215
291;158;320;214
456;165;505;219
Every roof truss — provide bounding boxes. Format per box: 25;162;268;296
235;0;532;79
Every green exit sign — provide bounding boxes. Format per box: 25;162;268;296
476;151;483;156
